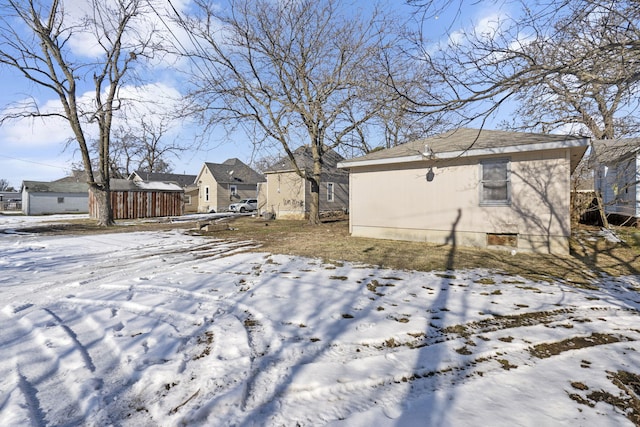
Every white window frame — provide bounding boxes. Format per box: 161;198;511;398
480;159;510;206
204;186;210;202
327;182;335;202
230;185;238;196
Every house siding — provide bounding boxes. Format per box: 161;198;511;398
598;154;640;218
218;183;258;212
264;171;306;219
347;149;572;255
184;187;199;214
23;191;88;215
197;172;218;213
320;172;349;212
262;170;348;219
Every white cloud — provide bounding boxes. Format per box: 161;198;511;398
474;13;503;41
62;0;193;72
118;82;183;116
0;80;191;186
424;6;512;54
0;99;74;147
1;80;186;147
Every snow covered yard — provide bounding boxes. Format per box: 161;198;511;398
1;215;640;426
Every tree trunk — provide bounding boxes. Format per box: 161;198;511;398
595;191;609;229
307;145;323;225
308;176;321;225
91;184;115;226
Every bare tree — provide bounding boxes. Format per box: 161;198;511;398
402;0;640;139
0;0;158;225
178;0;398;224
502;1;640;139
136;118;180;174
109;125;139;177
0;178;14;191
109;116;182;176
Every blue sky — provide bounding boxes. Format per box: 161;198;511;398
0;0;509;190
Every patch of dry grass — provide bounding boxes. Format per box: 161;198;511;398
11;214;640;280
207;217;640;281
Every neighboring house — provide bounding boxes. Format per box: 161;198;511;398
195;158;265;213
54;169;90;183
338;128;589;255
0;191;20;201
592;138;640;225
22;181;89;215
1;191;22;211
129;171;198;214
89;179;184;220
261;146;349;220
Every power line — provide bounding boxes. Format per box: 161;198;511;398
0;153;69;170
156;0;276;164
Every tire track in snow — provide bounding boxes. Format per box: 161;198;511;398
1;234;257;302
92;282;289;417
0;308;101;426
240;303;640;426
42;308;96;372
17;372;47;427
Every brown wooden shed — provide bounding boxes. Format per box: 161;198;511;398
89;179;184;220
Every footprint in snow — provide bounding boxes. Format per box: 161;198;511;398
356;322;375;331
383;403;404;419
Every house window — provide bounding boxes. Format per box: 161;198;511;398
230;185;238;196
57;197;64;204
480;159;510;205
327;182;334;202
204;186;210;202
185;195;192;205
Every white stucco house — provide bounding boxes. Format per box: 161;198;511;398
338;128;589;255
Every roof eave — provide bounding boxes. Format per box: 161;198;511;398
338;154;425;169
339;138;590;168
435;138;590;159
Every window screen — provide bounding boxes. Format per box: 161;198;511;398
481;159;510;205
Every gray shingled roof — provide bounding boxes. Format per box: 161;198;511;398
265;146;346;174
131;171;197;187
591;138;640;164
342;128;587;164
22;181;89;193
204;158;265;184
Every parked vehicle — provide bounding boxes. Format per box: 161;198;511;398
229;198;257;213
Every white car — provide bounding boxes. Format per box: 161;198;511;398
229;198;257;213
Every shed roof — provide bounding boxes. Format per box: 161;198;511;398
109;179;183;192
22;181;89;193
130;171;197;187
339;128;589;172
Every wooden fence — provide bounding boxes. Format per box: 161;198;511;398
1;200;22;211
89;188;183;220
